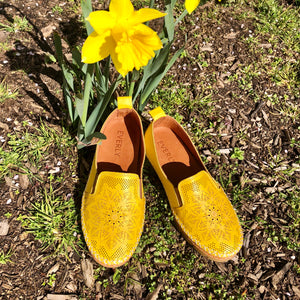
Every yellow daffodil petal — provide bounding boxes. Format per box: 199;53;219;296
131;8;166;26
114;24;162;76
110;50;124;76
82;31;114;64
81;0;166;76
109;0;134;18
185;0;200;14
87;11;116;34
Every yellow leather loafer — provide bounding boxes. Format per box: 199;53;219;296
145;107;243;262
81;96;145;268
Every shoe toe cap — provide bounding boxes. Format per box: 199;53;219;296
81;172;145;267
175;171;243;261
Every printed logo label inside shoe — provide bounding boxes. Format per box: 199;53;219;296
115;130;124;157
157;140;175;162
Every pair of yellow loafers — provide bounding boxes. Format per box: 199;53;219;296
81;96;243;268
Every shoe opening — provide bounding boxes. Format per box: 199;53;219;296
153;116;205;187
97;109;144;176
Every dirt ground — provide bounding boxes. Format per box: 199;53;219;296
0;0;299;299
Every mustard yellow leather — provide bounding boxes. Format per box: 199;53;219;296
144;120;182;209
81;96;145;268
149;106;166;121
145;107;243;262
175;171;243;260
117;96;133;109
81;172;145;267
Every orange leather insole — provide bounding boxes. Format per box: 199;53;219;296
154;127;201;186
97;113;140;174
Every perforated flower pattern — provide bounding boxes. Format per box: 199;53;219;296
81;172;145;267
174;171;243;260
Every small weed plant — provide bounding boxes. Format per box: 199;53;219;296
0;80;19;103
18;180;81;258
0;249;13;264
0;122;74;181
42;273;57;287
269;189;299;251
231;148;245;160
0;16;32;33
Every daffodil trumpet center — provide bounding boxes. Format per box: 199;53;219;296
81;0;166;76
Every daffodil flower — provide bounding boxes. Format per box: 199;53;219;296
82;0;166;77
185;0;200;14
185;0;222;14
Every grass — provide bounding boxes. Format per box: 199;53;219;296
230;148;245;160
0;16;32;33
52;5;64;14
0;249;13;264
255;0;300;53
1;121;78;258
227;0;300;122
1;0;299;298
0;41;11;52
42;273;57;287
150;74;215;149
18;178;82;258
149;75;189;122
0;122;75;181
0;80;19;103
266;189;300;251
1;121;79;257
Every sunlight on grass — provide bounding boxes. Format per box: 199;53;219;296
255;0;300;52
0;0;298;298
257;188;300;252
0;122;75;181
18;179;82;258
236;0;300;89
0;16;32;33
0;249;13;265
0;80;19;103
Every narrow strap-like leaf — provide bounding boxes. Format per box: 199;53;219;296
72;46;83;70
133;43;171;103
164;0;177;41
175;10;188;26
84;76;121;137
77;120;85;142
77;132;106;149
63;84;74;122
61;65;74;91
144;43;171;78
81;0;93;36
78;64;94;129
139;46;184;111
53;33;63;66
165;7;174;41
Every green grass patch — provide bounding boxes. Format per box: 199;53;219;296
0;122;75;181
0;16;32;33
18;182;82;258
237;0;300;89
0;80;19;103
268;189;300;251
255;0;300;53
149;75;189;122
0;249;13;264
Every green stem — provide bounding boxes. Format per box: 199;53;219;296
149;0;155;8
104;56;111;90
175;10;188;26
125;73;130;95
128;80;135;97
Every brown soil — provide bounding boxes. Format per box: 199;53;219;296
0;0;299;299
